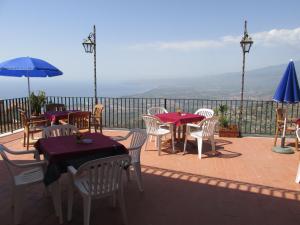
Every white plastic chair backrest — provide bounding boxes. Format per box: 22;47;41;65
147;107;168;115
142;115;162;135
194;108;214;118
42;124;79;138
127;129;147;163
0;144;20;183
296;128;300;141
199;117;218;138
75;155;130;197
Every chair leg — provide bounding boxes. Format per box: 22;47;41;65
144;135;149;151
197;137;203;159
11;186;15;208
171;131;175;153
67;177;74;222
50;181;63;224
118;188;128;225
126;167;131;182
274;126;279;146
26;132;30;150
158;137;161;155
83;196;91;225
296;162;300;183
112;191;117;208
210;135;216;154
14;187;24;225
183;135;188;155
23;132;26;147
100;119;103;133
132;163;143;192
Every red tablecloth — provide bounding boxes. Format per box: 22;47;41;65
156;112;205;126
44;110;79;123
35;133;127;163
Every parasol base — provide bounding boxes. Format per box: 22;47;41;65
272;146;294;154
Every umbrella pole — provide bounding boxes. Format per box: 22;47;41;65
27;76;32;116
280;106;288;148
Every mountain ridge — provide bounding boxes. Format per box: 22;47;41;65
128;61;300;100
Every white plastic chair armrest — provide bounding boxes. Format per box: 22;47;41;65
4;148;38;155
111;132;132;141
186;123;201;129
127;145;143;152
13;160;46;168
111;136;126;141
3;148;41;161
68;166;77;177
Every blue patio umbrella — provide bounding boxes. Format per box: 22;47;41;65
273;60;300;152
0;57;63;114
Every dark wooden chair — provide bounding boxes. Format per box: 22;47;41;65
63;111;91;133
91;104;104;133
45;103;66;112
19;109;48;150
274;108;298;150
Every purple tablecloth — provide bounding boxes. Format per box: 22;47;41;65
35;133;128;185
156;112;205;126
44;110;79;123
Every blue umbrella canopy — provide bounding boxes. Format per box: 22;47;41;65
0;57;63;115
273;60;300;103
0;57;63;77
273;60;300;150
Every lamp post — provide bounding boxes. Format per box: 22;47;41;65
82;25;98;104
238;20;253;136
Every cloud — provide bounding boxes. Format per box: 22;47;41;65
130;27;300;51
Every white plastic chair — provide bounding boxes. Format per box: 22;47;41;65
183;117;218;159
0;144;53;225
42;124;79;138
194;108;214;118
42;124;78;223
147;106;168;115
295;128;300;183
67;155;131;225
113;129;147;192
142;115;174;155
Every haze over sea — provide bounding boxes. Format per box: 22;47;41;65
0;78;155;99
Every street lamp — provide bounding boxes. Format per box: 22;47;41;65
238;20;253;136
82;25;98;104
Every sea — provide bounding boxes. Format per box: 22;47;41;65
0;78;155;99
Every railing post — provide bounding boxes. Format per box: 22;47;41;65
164;98;167;110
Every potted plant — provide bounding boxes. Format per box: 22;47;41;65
29;91;46;116
216;104;239;137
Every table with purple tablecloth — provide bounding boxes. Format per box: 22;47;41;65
44;110;79;124
35;133;128;185
156;112;205;141
155;112;205;127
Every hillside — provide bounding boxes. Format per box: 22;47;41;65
129;61;300;100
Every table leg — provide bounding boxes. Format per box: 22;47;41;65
182;125;187;142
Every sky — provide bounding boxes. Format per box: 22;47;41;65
1;0;300;97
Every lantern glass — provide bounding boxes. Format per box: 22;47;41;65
82;39;94;53
240;38;253;53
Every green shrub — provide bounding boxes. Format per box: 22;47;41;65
30;91;46;115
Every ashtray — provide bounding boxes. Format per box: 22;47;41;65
77;138;93;144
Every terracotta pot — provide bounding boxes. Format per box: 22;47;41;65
219;125;239;137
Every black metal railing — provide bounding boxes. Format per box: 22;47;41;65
0;96;295;136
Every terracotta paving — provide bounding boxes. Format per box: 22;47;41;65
1;130;300;225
